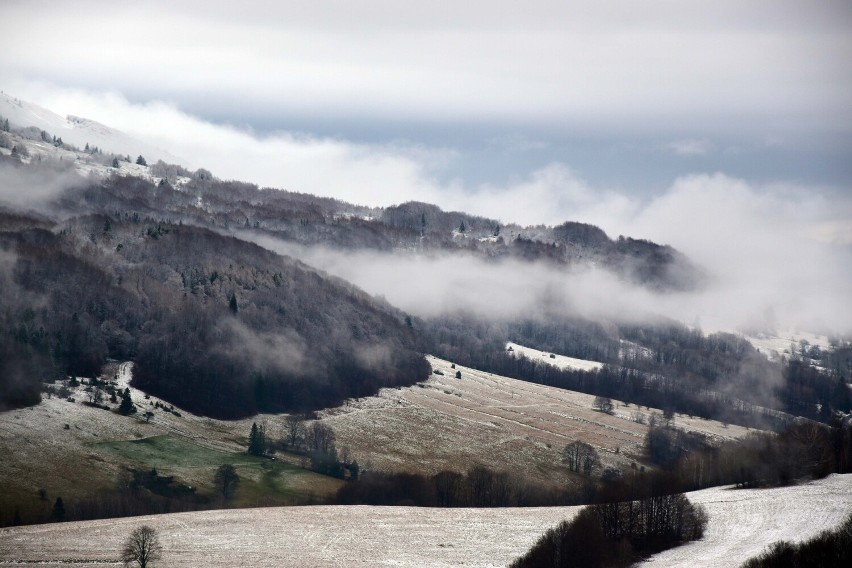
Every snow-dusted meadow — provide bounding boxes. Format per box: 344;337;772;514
644;474;852;567
744;329;834;362
0;363;338;505
0;352;757;508
322;356;754;484
506;342;605;372
1;475;849;567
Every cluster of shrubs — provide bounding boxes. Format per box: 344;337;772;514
511;492;707;568
152;401;181;417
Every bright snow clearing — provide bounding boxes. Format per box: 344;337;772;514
743;329;834;362
506;341;605;372
644;473;852;567
1;475;849;567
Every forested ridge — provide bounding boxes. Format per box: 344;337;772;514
38;157;702;291
1;154;849;426
0;202;428;417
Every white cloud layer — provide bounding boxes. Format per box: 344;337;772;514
4;85;851;335
668;139;714;156
2;1;851;135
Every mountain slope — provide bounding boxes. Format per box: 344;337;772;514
0;196;429;417
0;92;181;164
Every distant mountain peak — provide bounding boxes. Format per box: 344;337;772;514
0;92;182;165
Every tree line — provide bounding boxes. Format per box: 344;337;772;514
510;492;707;568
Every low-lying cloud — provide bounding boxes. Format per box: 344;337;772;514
5;86;850;336
0;159;85;208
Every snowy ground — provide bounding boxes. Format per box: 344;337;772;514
506;342;605;372
321;356;753;484
643;474;852;567
1;475;849;567
0;362;337;506
743;329;833;362
0;355;756;508
0;92;181;165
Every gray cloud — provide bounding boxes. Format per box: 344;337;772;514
667;139;714;157
3;1;850;136
247;172;852;336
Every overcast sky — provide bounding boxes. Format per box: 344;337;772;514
2;1;851;331
3;0;851;192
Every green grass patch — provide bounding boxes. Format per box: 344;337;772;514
91;435;341;505
93;434;241;468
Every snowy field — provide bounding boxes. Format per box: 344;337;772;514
0;505;582;567
743;329;833;362
506;342;605;372
0;93;181;164
321;356;753;484
644;473;852;568
1;475;849;567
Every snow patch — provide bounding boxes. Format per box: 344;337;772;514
506;341;605;372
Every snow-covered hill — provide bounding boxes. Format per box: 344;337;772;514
0;91;181;164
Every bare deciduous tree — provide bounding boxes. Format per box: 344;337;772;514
214;464;240;500
305;422;336;454
593;395;614;414
283;414;305;450
562;441;601;476
121;525;162;568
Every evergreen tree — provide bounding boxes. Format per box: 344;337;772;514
459;221;466;233
136;155;147;166
52;497;65;521
229;292;238;314
2;118;9;132
248;422;264;456
112;157;120;168
119;388;136;415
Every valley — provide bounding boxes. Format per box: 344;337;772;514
1;78;851;568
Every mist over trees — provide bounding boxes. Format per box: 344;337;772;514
422;313;851;429
0;149;848;429
0;186;429;416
